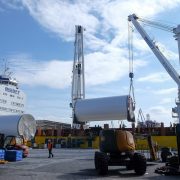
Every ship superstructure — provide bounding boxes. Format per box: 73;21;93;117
0;68;26;115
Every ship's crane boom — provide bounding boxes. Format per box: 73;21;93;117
71;25;85;105
128;14;180;86
71;25;85;125
128;14;180;123
128;14;180;168
137;108;146;123
70;25;135;126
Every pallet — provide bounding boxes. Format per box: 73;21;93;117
0;160;8;164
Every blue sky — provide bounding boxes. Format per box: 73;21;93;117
1;0;180;127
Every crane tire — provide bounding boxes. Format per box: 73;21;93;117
95;152;108;175
94;151;100;170
133;153;146;175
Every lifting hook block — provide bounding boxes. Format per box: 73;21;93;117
129;72;134;79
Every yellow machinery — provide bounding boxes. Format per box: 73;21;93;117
95;129;146;175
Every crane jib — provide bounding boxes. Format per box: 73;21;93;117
144;37;154;49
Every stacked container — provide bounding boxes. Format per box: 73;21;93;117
0;149;5;160
5;150;23;161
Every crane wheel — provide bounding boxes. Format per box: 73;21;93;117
133;153;146;175
94;152;108;175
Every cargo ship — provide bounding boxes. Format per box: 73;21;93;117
0;66;26;115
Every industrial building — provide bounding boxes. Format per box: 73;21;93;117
36;120;71;136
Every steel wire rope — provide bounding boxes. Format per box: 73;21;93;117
128;22;136;110
137;17;175;32
138;16;180;70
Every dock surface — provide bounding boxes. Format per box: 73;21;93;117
0;149;179;180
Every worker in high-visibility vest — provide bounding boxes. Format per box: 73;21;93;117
47;139;54;158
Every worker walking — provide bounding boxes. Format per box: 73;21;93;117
47;139;54;158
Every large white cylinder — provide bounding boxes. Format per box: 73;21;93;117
0;114;36;140
74;95;135;123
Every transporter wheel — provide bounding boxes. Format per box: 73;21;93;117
95;152;108;175
133;153;146;175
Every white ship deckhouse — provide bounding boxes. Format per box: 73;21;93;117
0;74;26;115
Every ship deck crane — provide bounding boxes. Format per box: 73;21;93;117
137;108;146;124
71;25;85;127
71;25;135;127
128;14;180;171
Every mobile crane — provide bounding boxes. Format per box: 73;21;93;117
128;14;180;173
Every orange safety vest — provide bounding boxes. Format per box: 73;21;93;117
48;142;53;150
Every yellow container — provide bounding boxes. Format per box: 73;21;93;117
135;136;177;150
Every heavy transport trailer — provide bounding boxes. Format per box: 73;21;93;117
94;129;146;175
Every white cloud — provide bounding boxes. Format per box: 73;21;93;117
148;106;171;122
149;106;170;115
3;0;180;49
20;0;100;42
85;51;146;86
155;42;180;73
159;98;173;105
2;0;180;125
9;52;146;89
2;0;180;89
137;72;171;83
153;87;176;95
157;42;179;61
13;59;72;89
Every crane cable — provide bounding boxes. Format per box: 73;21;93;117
138;17;174;32
128;22;136;110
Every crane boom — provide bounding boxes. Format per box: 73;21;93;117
71;25;85;105
71;25;85;126
128;14;180;168
128;14;180;86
